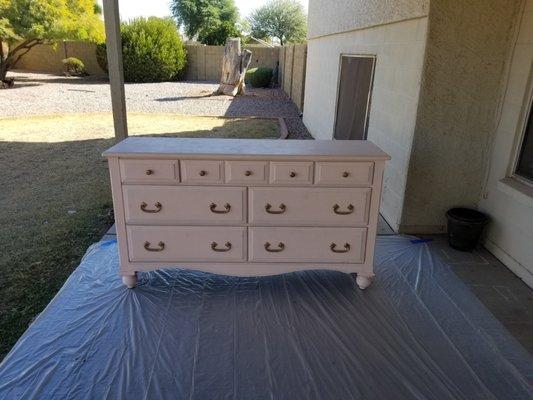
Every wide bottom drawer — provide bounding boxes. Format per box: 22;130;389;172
249;227;367;263
127;226;246;262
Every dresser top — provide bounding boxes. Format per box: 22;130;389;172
104;137;390;160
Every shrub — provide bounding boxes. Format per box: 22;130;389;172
62;57;86;76
120;17;187;83
95;42;108;73
245;67;273;88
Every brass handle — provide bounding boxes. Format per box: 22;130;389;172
245;170;253;176
145;169;153;175
333;204;355;215
144;241;165;252
211;241;232;252
140;201;162;213
330;243;350;253
342;171;350;178
210;203;231;214
199;170;207;176
290;171;297;178
265;203;286;214
265;242;285;252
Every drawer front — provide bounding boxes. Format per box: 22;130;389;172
315;162;374;186
128;226;246;262
269;162;313;185
123;186;245;224
120;159;177;183
249;227;366;263
249;187;371;226
225;161;268;184
181;160;224;184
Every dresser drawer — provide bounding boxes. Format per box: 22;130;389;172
269;162;313;185
249;187;371;226
249;227;366;263
123;186;246;224
181;160;224;184
120;159;178;183
225;161;268;184
314;162;374;186
127;226;246;262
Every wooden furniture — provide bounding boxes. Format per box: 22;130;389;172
103;137;390;289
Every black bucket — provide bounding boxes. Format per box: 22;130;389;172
445;208;489;251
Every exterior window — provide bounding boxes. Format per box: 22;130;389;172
516;101;533;182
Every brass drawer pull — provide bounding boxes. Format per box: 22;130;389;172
330;243;350;253
265;242;285;252
265;203;286;214
211;241;232;252
210;203;231;214
140;201;162;213
245;170;253;176
289;171;297;178
144;241;165;252
342;171;350;178
145;169;153;175
199;170;208;176
333;204;354;215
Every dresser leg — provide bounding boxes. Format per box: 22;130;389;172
356;274;373;290
122;273;137;289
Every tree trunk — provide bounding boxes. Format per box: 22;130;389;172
214;38;252;96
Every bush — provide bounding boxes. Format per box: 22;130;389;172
62;57;86;76
245;67;273;88
95;42;108;73
120;17;187;83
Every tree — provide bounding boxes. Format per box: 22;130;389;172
171;0;241;45
248;0;307;46
0;0;104;82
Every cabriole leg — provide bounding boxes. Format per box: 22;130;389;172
122;273;137;289
356;274;373;290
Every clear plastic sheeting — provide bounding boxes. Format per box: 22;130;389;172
0;236;532;400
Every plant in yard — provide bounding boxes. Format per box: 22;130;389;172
248;0;307;46
95;42;108;73
0;0;104;84
171;0;241;45
62;57;86;76
246;67;273;88
120;17;187;83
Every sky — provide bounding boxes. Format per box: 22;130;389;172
103;0;308;21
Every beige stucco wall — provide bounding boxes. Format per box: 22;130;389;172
400;0;523;233
303;18;428;230
307;0;428;39
479;0;533;288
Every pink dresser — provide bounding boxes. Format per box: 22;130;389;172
103;137;390;289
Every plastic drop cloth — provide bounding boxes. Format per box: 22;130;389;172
0;236;532;400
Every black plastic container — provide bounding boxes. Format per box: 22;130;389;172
445;208;489;251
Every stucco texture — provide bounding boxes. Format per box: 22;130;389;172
400;0;523;233
307;0;429;39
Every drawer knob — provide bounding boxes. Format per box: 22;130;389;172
211;241;232;252
333;204;355;215
265;203;286;214
342;171;350;178
140;201;162;213
245;170;253;176
144;241;165;252
210;203;231;214
199;170;208;176
330;243;350;253
265;242;285;252
145;169;153;175
289;171;297;178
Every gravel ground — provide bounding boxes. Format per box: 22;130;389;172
2;71;312;139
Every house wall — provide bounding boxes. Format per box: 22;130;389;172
303;18;428;230
479;0;533;288
400;0;523;233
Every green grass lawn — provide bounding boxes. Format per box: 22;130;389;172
0;113;279;358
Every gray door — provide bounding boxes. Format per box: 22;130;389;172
334;55;376;140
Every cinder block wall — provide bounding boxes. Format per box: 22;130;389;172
279;44;307;111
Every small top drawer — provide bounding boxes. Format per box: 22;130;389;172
225;161;268;184
181;160;224;184
120;159;178;183
269;162;313;185
315;162;374;186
